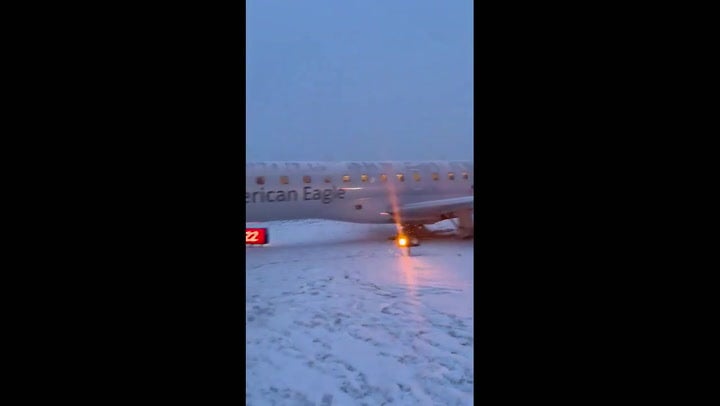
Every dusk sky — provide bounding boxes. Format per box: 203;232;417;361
246;0;473;162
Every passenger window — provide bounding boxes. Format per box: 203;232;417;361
462;172;469;180
324;176;332;183
256;176;265;185
448;172;455;180
280;176;289;185
342;175;351;183
431;172;439;181
413;172;421;182
303;175;312;184
361;174;368;182
379;174;388;182
396;173;405;182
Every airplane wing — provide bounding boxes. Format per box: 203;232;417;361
386;196;473;222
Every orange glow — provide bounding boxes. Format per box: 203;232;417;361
383;167;403;237
398;237;408;247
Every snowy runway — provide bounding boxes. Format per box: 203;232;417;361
246;220;474;405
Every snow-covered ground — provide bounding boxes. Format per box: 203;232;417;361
246;220;474;405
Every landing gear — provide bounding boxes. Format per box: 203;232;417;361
389;224;428;241
401;224;429;237
388;211;473;243
393;226;421;256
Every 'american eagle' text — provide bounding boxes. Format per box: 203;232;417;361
246;186;346;204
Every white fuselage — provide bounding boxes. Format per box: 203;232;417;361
246;161;473;225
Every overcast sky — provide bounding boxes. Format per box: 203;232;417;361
246;0;473;162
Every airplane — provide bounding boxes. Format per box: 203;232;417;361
246;161;473;243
